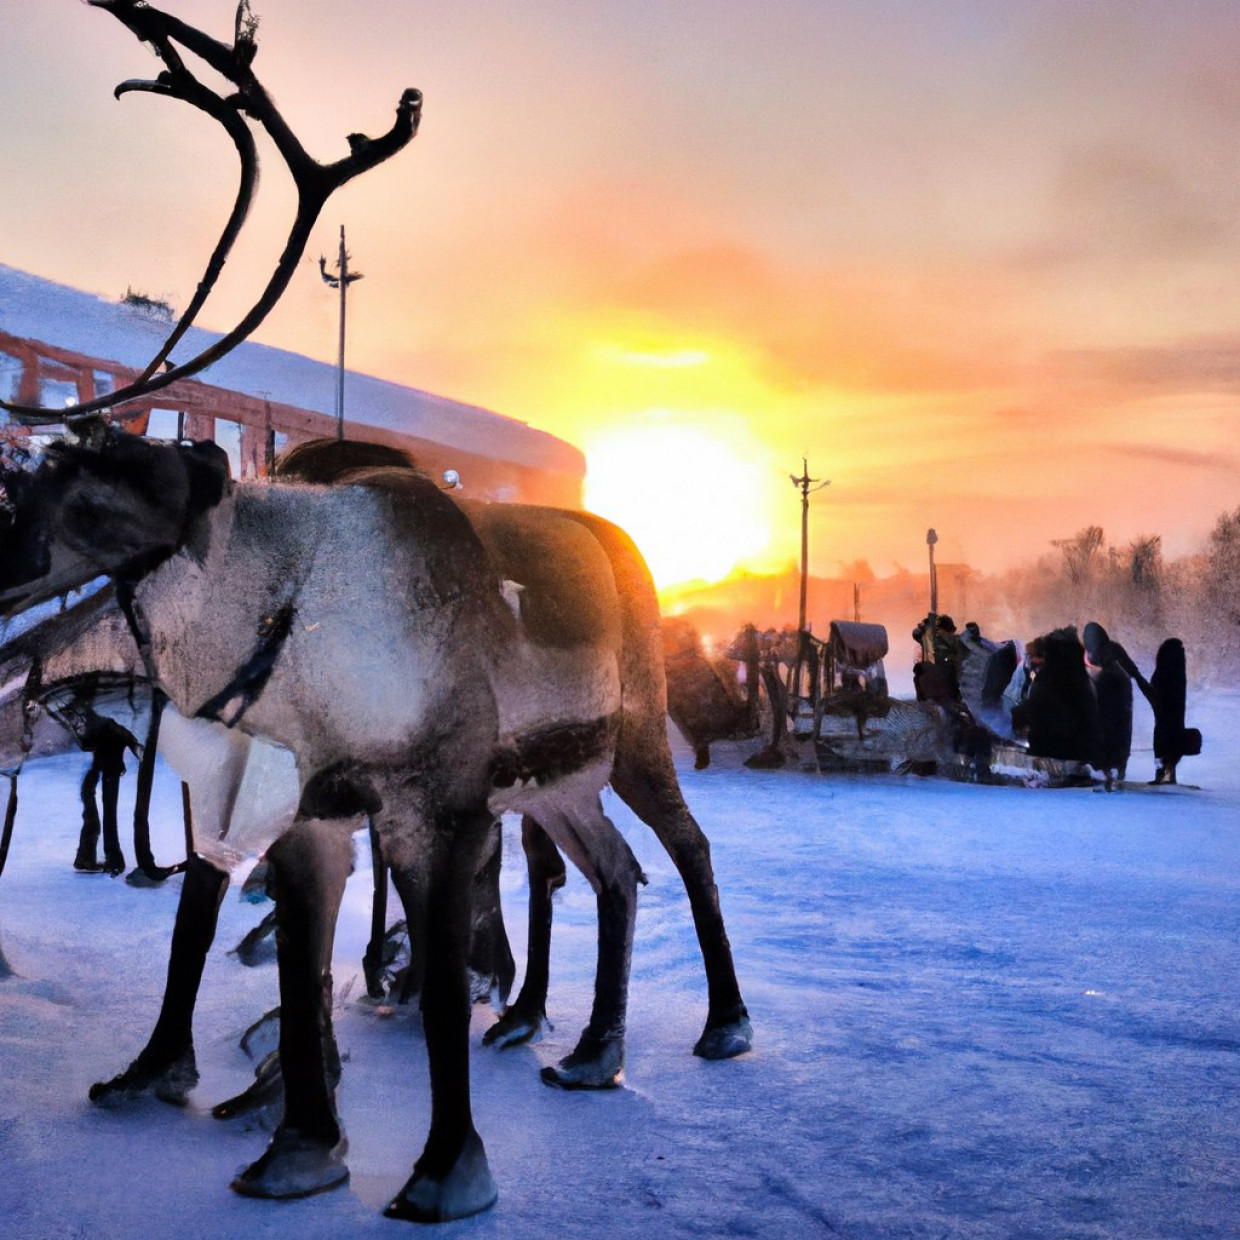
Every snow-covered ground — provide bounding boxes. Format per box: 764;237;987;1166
1;692;1238;1239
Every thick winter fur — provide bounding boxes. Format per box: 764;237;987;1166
0;432;750;1221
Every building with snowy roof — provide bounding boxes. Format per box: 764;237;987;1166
0;263;584;506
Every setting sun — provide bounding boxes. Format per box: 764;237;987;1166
582;419;776;590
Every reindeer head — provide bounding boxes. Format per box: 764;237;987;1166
0;432;230;615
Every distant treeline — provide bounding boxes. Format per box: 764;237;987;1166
971;508;1240;688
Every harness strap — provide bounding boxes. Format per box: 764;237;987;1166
0;774;16;879
194;602;296;727
115;581;184;883
0;652;52;879
130;687;184;882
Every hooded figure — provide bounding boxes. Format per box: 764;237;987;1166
1087;648;1133;790
1019;626;1100;763
1148;638;1188;784
1082;621;1148;689
1081;621;1144;789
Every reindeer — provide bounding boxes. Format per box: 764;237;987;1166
0;504;730;1113
271;440;745;1052
0;3;750;1222
0;429;754;1221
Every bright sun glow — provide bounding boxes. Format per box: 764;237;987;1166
583;422;774;590
592;344;713;369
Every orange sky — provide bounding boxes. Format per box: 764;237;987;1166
3;1;1238;587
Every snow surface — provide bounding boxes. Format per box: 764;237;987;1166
1;693;1238;1239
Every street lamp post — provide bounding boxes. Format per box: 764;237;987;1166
319;225;364;441
789;458;829;633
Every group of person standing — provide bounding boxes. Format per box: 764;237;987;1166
1074;623;1193;790
913;612;1196;790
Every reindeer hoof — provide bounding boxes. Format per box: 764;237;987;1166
694;1014;753;1060
483;1005;549;1048
384;1130;497;1222
231;1129;349;1199
89;1049;199;1107
212;1050;283;1120
540;1034;624;1089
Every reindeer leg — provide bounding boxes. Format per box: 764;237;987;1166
385;813;498;1223
468;820;515;1007
484;815;564;1048
613;740;752;1060
361;819;389;1000
232;819;352;1200
536;796;642;1090
389;819;512;1010
90;852;228;1105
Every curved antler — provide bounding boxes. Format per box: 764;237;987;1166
3;0;421;426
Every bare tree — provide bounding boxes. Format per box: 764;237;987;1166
1052;525;1106;586
1201;507;1240;674
1127;535;1162;588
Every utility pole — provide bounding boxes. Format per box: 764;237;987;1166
789;457;829;633
262;394;274;474
319;225;364;441
926;527;939;614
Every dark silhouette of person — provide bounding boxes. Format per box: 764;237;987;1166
66;707;141;875
1148;638;1188;785
1087;649;1133;791
1082;621;1150;694
1004;637;1044;731
1082;621;1147;791
912;613;960;702
1016;626;1100;763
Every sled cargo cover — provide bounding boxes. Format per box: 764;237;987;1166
828;621;888;668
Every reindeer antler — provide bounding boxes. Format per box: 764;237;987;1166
2;0;421;426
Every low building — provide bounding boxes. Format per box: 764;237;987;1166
0;263;583;506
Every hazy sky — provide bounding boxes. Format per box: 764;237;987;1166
3;1;1239;585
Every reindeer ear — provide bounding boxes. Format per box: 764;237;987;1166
179;440;230;517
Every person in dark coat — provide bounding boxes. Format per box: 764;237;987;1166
1087;648;1133;791
1082;621;1150;696
1148;638;1188;785
1003;637;1044;737
1082;621;1147;790
1017;626;1100;762
66;707;141;875
912;613;961;702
